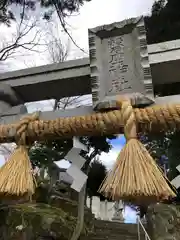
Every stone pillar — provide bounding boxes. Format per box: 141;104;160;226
92;196;101;219
112;200;124;222
0;83;27;118
99;201;104;220
104;199;108;220
0;83;27;160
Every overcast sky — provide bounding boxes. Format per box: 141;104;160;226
0;0;155;71
67;0;155;58
45;0;154;63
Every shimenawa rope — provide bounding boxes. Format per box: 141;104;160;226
0;113;39;197
0;103;179;143
0;101;177;201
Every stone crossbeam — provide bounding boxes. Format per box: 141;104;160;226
0;39;180;103
0;94;180;125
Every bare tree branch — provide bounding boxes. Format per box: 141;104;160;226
45;28;70;63
0;3;45;62
52;0;88;55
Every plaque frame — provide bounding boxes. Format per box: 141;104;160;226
88;16;154;109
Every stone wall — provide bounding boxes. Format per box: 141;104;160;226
146;203;180;240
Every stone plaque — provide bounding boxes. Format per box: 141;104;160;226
88;16;154;108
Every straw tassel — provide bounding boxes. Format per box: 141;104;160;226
99;99;176;204
0;113;39;197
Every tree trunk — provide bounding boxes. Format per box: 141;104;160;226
90;196;93;211
83;150;97;205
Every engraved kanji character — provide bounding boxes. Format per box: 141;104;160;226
108;37;124;54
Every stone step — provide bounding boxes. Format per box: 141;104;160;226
94;236;143;240
94;220;138;229
82;220;146;240
82;236;139;240
93;232;141;237
94;220;145;233
94;229;143;236
92;233;144;239
94;225;139;231
94;227;142;234
95;220;136;225
84;229;145;240
87;235;138;240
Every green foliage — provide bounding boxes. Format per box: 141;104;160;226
0;0;91;25
139;133;170;165
151;0;166;15
29;139;73;168
139;131;180;203
166;131;180;180
141;1;180;203
30;135;116;169
145;0;180;44
87;158;107;200
80;136;114;154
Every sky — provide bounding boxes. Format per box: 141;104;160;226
0;0;156;223
66;0;155;59
0;0;155;70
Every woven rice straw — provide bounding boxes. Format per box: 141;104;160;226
0;114;38;197
99;99;176;203
0;146;35;196
99;139;176;203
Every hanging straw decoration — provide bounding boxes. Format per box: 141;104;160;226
99;98;176;204
0;113;39;198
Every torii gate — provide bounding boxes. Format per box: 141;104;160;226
0;15;178;240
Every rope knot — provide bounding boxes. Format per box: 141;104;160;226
118;99;137;141
15;112;39;146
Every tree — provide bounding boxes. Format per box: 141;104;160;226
29;135;115;175
141;0;180;205
0;17;43;63
0;0;91;25
139;131;180;180
151;0;166;15
138;130;180;205
87;158;107;209
45;22;70;63
145;0;180;44
0;0;90;64
0;1;47;69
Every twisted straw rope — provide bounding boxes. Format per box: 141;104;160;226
99;100;176;202
120;100;137;140
0;103;180;143
0;113;39;197
15;113;40;146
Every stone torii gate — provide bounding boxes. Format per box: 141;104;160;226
0;17;180;123
0;17;180;122
0;16;179;240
